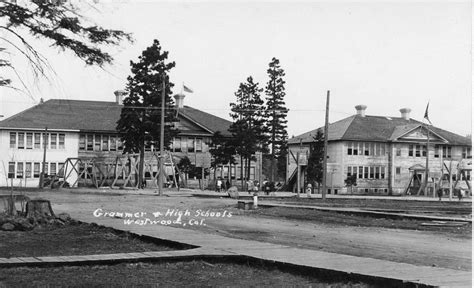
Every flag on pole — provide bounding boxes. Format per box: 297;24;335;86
424;102;432;125
183;84;193;93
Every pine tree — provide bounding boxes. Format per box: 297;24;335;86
116;40;178;188
264;57;289;183
229;76;268;189
209;131;236;182
306;129;324;192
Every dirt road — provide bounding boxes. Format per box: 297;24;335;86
15;190;472;271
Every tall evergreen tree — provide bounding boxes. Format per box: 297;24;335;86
306;129;324;192
229;76;268;189
209;131;236;182
116;40;178;188
264;57;289;182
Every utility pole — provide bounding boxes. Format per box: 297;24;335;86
39;126;48;188
158;78;165;196
322;91;330;200
423;124;430;196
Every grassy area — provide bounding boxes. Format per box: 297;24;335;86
0;261;375;287
0;222;182;258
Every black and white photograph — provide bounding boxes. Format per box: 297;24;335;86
0;0;471;287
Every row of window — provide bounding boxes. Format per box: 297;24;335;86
79;134;124;152
7;162;63;179
347;142;470;159
215;165;257;180
10;132;65;150
408;145;453;158
346;166;386;180
171;137;207;153
78;134;210;154
347;142;387;156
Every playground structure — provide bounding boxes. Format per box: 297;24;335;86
57;152;186;189
404;159;472;197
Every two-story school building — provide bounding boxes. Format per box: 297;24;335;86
0;91;262;188
288;105;471;195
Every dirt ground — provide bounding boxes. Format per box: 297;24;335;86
5;189;472;272
0;222;176;258
0;261;373;287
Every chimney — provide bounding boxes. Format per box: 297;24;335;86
399;108;411;120
114;90;127;105
355;105;367;117
174;93;185;109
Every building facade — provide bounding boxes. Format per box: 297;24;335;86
0;92;262;188
288;105;471;195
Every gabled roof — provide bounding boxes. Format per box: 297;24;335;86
0;99;232;136
179;106;232;137
289;114;471;146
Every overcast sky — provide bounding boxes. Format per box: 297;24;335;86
1;0;471;138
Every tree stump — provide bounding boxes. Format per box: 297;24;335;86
26;199;55;218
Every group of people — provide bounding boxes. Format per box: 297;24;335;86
215;178;231;192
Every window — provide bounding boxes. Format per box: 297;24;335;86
8;162;15;178
195;138;203;152
369;167;374;179
396;148;401;157
43;133;49;149
369;143;374;156
44;162;48;175
94;134;101;151
33;163;40;178
25;162;32;178
188;138;195;152
223;166;229;179
462;147;471;159
50;133;57;149
102;135;109;151
346;166;352;177
25;133;32;149
353;142;359;155
231;166;236;179
434;145;440;158
364;167;369;179
17;162;23;178
50;163;57;175
249;167;256;180
87;134;93;151
415;145;421;157
18;132;25;149
110;136;116;151
117;138;123;150
9;132;16;148
181;137;187;152
173;137;181;152
442;146;452;158
79;134;86;150
422;145;427;157
375;167;380;179
59;134;65;149
34;133;41;149
358;166;363;179
381;167;385;179
364;143;370;156
396;167;401;175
